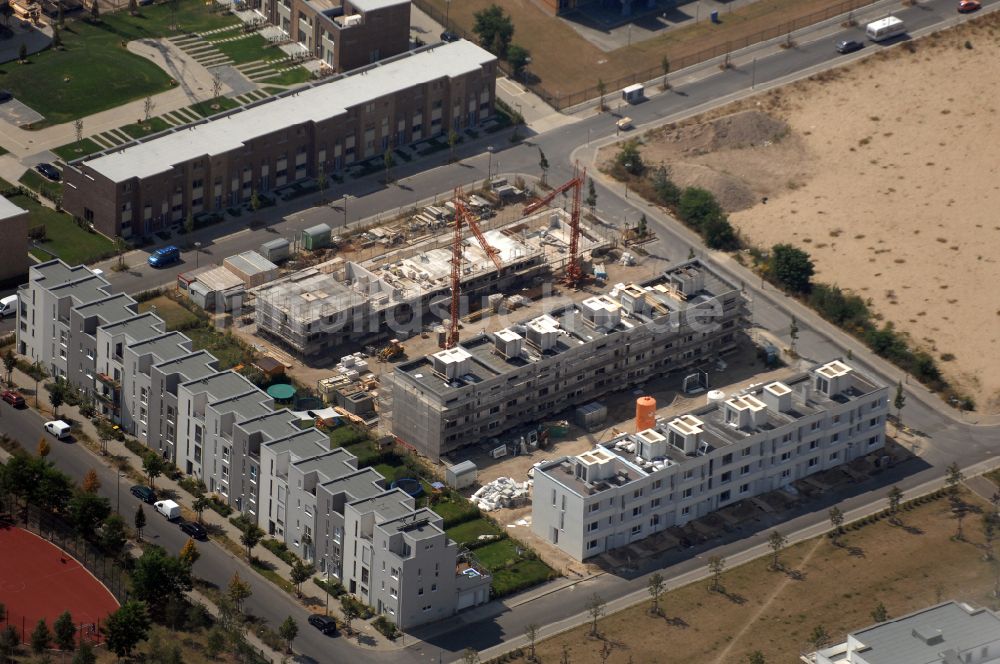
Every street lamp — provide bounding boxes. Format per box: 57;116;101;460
194;241;201;269
323;556;331;616
624;163;632;197
116;471;126;514
445;0;451;31
342;193;349;227
486;145;495;181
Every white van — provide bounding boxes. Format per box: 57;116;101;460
44;420;72;440
0;295;17;319
866;16;905;42
154;499;181;521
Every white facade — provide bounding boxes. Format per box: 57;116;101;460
532;360;889;561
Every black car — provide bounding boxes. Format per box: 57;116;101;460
440;31;460;43
0;91;12;103
180;521;208;540
130;485;157;504
307;614;338;636
36;163;61;182
836;39;864;54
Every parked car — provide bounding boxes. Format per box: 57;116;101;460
180;521;208;540
0;91;12;103
958;0;980;11
440;31;460;42
835;39;864;54
147;245;180;268
35;163;61;182
154;499;181;520
130;485;157;504
44;420;72;440
0;294;18;318
307;614;338;636
2;390;25;407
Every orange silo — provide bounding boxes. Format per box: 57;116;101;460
636;396;657;432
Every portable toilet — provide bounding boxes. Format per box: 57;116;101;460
446;460;478;489
302;223;332;251
622;83;645;104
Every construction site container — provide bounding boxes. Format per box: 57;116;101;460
636;396;657;431
446;460;478;489
575;402;607;431
224;250;278;287
302;223;332;250
260;238;290;263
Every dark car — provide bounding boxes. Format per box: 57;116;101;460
130;485;157;504
1;390;25;407
958;0;981;11
440;31;460;43
835;39;864;54
307;614;338;636
180;521;208;540
147;245;180;268
0;91;12;103
36;163;61;182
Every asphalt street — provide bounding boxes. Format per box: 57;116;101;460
11;0;1000;661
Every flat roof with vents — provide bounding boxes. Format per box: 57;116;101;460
578;448;616;465
433;347;472;364
495;329;523;342
636;429;667;444
764;381;791;396
669;414;704;435
817;360;853;379
726;394;767;412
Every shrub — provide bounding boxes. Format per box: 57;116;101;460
770;243;815;294
313;576;346;598
373;616;398;640
678;187;724;229
614;140;644;176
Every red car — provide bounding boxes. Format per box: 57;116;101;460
958;0;981;11
2;390;25;407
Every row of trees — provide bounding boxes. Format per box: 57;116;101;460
472;5;531;79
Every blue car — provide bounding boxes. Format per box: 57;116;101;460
148;245;180;268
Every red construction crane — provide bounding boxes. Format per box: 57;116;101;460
446;188;504;349
522;162;586;287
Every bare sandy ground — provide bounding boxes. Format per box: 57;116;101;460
602;15;1000;413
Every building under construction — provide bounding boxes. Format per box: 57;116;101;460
382;259;750;460
252;208;607;356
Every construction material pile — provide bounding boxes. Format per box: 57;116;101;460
471;477;532;512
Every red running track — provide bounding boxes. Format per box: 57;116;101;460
0;524;120;643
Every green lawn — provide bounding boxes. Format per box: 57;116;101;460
430;496;481;527
213;34;282;65
188;96;241;118
0;4;238;127
491;559;555;597
52;137;105;160
120;115;172;139
18;169;63;202
256;67;313;87
13;193;116;264
446;518;504;546
474;539;520;570
183;324;255;369
138;295;201;330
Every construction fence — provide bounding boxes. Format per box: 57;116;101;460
414;0;880;110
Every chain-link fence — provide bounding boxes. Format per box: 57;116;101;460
415;0;880;110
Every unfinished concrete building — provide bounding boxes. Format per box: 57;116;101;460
253;208;606;356
382;260;750;459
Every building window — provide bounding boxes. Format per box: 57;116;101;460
650;498;661;508
828;452;838;461
740;464;751;476
652;479;662;490
808;457;819;468
587;539;598;550
719;490;731;502
681;506;690;516
682;488;692;499
587;503;599;513
742;447;752;457
630;524;642;534
587;521;598;532
739;483;750;494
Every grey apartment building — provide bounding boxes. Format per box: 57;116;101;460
531;360;889;561
0;196;29;285
62;40;497;239
383;260;749;459
16;260;490;630
260;0;410;72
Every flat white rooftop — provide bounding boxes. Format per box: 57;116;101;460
81;40;495;183
0;195;27;220
349;0;409;11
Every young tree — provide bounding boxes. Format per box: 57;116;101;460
660;55;670;90
637;213;648;238
30;618;52;654
448;129;459;163
228;572;252;613
507;44;530;80
945;462;964;499
179;538;200;568
128;0;137;14
789;317;800;354
383;148;394;184
290;560;314;596
82;468;101;493
472;4;514;57
596;78;607;111
828;505;845;543
317;162;328;201
53;611;76;651
105;601;151;659
647;572;665;616
49;386;64;418
212;72;223;101
101;514;128;559
0;625;18;662
72;641;96;664
747;651;766;664
340;596;359;634
278;615;298;653
810;625;830;649
37;437;50;458
52;25;63;49
205;626;226;657
871;601;888;623
184;211;195;235
134;504;146;541
708;555;726;592
250;190;261;212
524;623;539;662
68;490;111;538
768;530;787;571
770;243;815;293
90;0;99;21
193;494;210;524
143;96;155;123
586;178;597;212
239;522;264;560
2;349;15;386
894;381;906;430
586;593;605;636
142;452;166;489
461;647;481;664
887;485;903;524
538;148;549;187
18;42;27;63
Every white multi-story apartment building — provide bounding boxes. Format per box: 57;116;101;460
532;360;889;561
17;260;490;630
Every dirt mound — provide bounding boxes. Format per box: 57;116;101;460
660;110;791;156
669;163;759;212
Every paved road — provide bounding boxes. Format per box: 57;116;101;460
33;0;1000;661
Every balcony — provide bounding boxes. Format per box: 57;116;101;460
96;373;120;389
